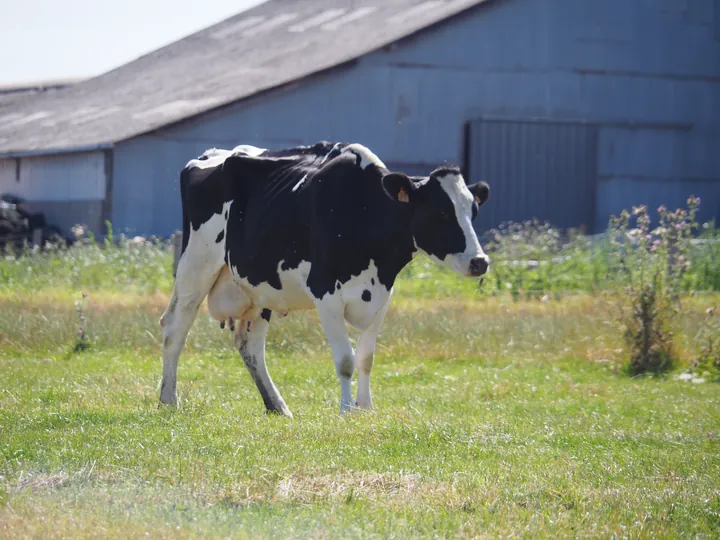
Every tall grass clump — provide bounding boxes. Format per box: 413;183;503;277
608;196;701;375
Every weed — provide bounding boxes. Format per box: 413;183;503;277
695;306;720;380
71;293;91;353
609;197;700;375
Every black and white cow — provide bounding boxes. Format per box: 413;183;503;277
159;141;490;416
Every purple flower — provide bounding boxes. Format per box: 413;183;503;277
653;240;661;246
645;234;652;240
676;224;682;229
678;255;684;260
657;205;666;213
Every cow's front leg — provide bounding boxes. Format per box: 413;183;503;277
355;289;393;410
317;303;355;413
235;309;293;418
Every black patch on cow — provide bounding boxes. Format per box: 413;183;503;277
338;355;354;379
336;282;341;290
362;290;372;302
410;176;466;261
432;165;462;177
215;230;224;243
261;308;272;322
224;210;228;219
371;278;375;286
179;141;484;300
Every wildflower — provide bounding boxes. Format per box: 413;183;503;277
645;234;652;240
71;225;86;239
657;205;666;213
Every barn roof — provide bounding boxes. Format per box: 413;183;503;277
0;0;489;157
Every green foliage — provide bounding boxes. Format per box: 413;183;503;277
481;220;612;298
0;224;174;294
2;217;719;299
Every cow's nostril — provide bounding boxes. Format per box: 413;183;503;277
470;257;489;276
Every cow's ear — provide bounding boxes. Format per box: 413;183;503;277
381;173;415;204
468;181;490;207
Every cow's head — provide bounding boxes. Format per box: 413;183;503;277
382;166;490;277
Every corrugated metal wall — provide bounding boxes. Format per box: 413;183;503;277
0;152;107;233
110;0;720;237
468;118;598;233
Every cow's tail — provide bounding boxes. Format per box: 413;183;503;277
179;166;191;256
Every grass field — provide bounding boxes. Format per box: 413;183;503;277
1;240;720;537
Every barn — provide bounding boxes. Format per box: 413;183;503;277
0;0;718;238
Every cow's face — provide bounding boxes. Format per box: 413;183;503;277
382;166;490;277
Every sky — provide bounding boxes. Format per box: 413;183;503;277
0;0;266;85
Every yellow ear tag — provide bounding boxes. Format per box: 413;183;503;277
398;188;409;203
474;195;483;205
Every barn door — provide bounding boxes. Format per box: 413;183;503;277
466;118;599;233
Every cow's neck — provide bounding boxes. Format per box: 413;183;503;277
372;206;419;288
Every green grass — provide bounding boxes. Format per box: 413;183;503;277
1;225;720;537
1;285;719;537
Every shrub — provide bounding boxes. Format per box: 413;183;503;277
608;196;700;375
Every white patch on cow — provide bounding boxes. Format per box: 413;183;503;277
344;143;386;170
186;148;232;170
226;258;315;314
231;144;266;157
335;260;391;331
292;173;308;192
186;145;267;171
434;171;488;276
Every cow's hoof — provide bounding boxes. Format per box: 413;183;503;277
339;402;360;415
158;399;177;409
266;406;293;419
354;400;373;412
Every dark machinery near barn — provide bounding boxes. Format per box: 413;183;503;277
0;194;67;250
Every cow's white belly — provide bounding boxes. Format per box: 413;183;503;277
207;261;316;322
207;258;391;331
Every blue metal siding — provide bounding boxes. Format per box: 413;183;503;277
549;0;720;79
468;118;598;232
110;0;720;236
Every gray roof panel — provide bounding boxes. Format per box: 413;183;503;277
0;0;487;156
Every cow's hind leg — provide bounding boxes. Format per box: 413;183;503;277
159;251;221;406
235;309;293;418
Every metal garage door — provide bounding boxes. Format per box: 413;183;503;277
466;118;599;233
